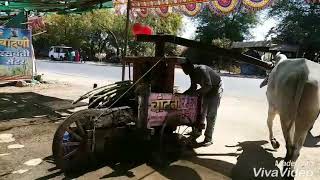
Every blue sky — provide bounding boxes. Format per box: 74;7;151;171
181;10;279;41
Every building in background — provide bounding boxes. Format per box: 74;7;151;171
231;41;299;76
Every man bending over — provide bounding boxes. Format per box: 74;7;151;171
180;59;223;146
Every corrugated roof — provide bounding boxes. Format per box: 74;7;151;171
269;44;299;52
231;41;275;49
231;41;299;52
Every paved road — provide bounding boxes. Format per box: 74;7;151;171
36;60;267;101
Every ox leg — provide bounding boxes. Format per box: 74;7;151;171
283;146;295;180
279;114;295;179
282;144;296;179
267;106;280;149
284;82;319;180
283;134;294;179
283;127;309;180
291;82;319;163
309;111;319;133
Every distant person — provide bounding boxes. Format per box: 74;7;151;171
80;49;87;63
71;50;76;61
66;51;71;61
75;50;80;62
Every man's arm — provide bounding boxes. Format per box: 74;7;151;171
196;84;213;95
196;68;213;95
184;77;197;94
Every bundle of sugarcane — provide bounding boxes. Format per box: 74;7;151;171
73;81;134;108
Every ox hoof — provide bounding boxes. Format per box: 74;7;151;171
271;139;280;149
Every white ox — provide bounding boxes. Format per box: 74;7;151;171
263;54;320;178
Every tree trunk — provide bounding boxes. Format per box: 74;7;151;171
90;43;94;61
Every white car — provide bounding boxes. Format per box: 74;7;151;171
49;46;73;60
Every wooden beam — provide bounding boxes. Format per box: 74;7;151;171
136;35;274;70
123;56;185;64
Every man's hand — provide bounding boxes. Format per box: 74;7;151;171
196;86;211;95
184;80;197;95
183;89;190;94
194;90;201;97
184;89;197;96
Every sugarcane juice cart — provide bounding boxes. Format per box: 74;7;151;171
51;35;210;171
52;33;273;171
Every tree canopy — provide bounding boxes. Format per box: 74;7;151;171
267;0;320;59
182;9;258;70
32;9;183;60
127;14;183;56
194;9;258;44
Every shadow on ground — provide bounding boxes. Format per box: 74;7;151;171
36;140;284;180
229;140;282;180
185;140;282;180
304;131;320;147
0;92;86;121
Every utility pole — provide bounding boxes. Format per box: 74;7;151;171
122;0;131;80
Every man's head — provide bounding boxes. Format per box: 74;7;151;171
180;58;194;75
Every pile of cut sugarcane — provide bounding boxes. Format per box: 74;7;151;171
73;80;134;108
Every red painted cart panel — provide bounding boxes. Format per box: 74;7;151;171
147;93;199;128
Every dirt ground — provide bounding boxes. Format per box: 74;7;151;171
1;79;320;180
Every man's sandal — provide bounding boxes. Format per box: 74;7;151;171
201;139;213;147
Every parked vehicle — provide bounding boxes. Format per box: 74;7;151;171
49;46;73;61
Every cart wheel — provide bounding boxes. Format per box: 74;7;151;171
52;109;102;172
158;117;194;165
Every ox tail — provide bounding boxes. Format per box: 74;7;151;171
286;72;307;141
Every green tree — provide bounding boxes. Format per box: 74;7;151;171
34;10;122;60
195;9;258;44
32;9;183;60
183;9;257;71
267;0;320;60
128;14;183;56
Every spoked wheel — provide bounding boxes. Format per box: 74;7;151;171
52;109;102;172
161;122;193;154
155;117;194;167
